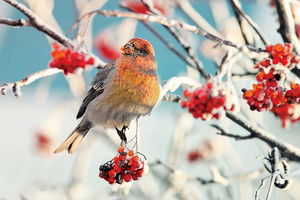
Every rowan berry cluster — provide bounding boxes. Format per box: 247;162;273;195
242;43;300;127
49;43;94;75
181;79;238;120
99;146;146;185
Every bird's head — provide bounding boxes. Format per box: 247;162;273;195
120;38;155;57
120;38;156;74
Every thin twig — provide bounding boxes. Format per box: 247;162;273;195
141;21;196;68
255;176;270;200
140;0;209;78
135;118;140;153
229;0;270;46
226;111;300;162
210;124;254;141
176;0;223;38
70;10;265;53
120;4;197;69
0;18;30;27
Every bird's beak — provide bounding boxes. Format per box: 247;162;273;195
120;46;125;54
121;43;134;55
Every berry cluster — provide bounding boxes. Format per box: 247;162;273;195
242;43;300;127
99;146;146;185
271;103;300;128
49;43;94;75
181;79;239;120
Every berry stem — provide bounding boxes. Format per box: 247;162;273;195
135;118;140;153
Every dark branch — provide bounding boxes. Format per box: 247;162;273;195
229;0;270;46
273;0;300;53
140;0;209;78
0;18;31;27
210;124;254;140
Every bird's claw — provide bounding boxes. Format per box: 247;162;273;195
115;125;128;144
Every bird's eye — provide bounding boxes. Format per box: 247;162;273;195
137;49;148;57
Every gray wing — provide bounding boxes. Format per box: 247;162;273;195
76;61;117;119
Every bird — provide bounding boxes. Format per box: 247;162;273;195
54;38;160;154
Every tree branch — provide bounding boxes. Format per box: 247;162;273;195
1;68;62;97
72;10;265;53
140;0;208;78
210;124;254;140
229;0;270;46
273;0;300;54
226;111;300;162
3;0;73;47
0;18;30;27
159;79;300;162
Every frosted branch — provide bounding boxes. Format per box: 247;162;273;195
3;0;72;47
255;148;292;200
159;76;200;101
1;68;62;97
140;0;208;78
0;18;30;27
273;0;300;54
72;10;266;53
229;0;270;46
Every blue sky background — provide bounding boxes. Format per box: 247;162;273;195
1;1;294;199
0;0;281;96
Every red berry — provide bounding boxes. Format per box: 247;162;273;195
108;169;116;178
123;173;131;182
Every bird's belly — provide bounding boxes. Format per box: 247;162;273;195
85;99;148;129
85;74;159;129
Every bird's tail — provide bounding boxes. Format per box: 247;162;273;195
54;118;92;154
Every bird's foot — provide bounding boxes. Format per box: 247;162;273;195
115;125;128;144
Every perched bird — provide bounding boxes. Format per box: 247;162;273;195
54;38;160;154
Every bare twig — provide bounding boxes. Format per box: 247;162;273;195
210;124;254;141
255;176;270;200
140;0;209;78
141;20;197;68
176;0;223;38
0;18;30;27
226;111;300;162
229;0;270;46
71;10;265;53
120;4;198;70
